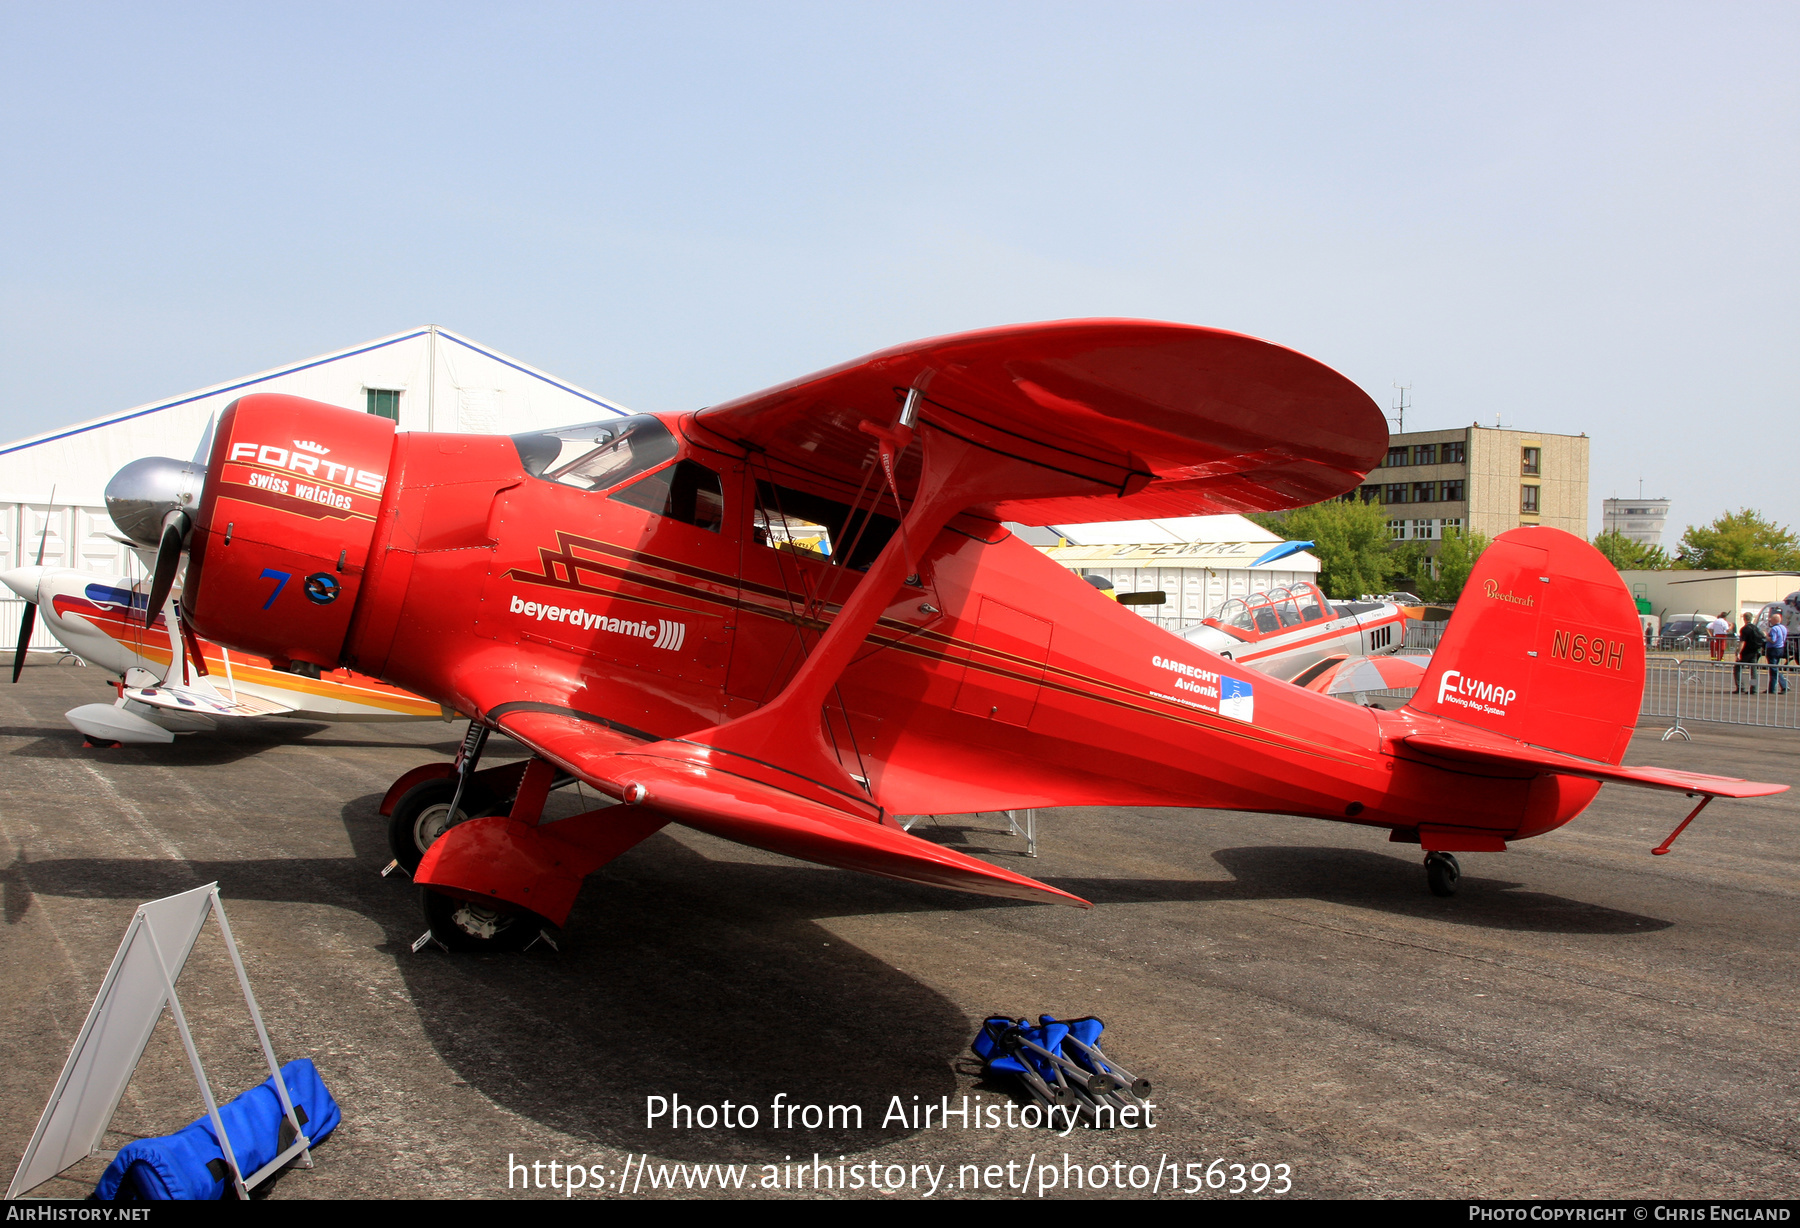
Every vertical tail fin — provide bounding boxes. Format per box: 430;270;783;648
1405;527;1645;765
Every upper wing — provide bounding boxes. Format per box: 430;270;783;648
692;319;1386;524
471;684;1088;909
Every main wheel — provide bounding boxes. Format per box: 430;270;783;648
420;887;543;953
1425;851;1461;897
386;778;496;874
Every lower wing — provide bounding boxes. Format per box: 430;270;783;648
487;701;1089;908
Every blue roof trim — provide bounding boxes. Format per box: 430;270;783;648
436;331;627;416
0;331;430;457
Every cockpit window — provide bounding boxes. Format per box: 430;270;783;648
1296;583;1330;622
609;459;725;532
752;481;897;571
1210;583;1332;634
511;415;677;492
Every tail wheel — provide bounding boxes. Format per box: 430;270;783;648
420;887;543;953
1425;851;1461;897
386;778;498;873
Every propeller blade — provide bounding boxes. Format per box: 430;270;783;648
190;414;215;466
34;486;55;566
15;486;57;680
144;513;187;628
11;601;34;683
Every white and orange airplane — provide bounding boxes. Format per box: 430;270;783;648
2;565;440;742
1178;580;1415;682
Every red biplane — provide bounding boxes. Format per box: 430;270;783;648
113;321;1784;948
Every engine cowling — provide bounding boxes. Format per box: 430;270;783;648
185;393;396;669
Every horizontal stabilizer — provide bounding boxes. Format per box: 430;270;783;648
124;682;293;719
1402;732;1787;799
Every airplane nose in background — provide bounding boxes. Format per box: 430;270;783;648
0;566;46;605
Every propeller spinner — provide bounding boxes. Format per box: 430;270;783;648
105;455;207;627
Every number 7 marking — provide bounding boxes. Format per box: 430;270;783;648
260;568;291;609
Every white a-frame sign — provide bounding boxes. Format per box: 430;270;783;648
6;883;311;1199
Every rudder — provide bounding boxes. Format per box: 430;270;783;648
1407;528;1644;765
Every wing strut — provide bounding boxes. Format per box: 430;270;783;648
662;400;1119;814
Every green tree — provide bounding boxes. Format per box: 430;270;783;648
1673;509;1800;570
1592;529;1671;571
1251;498;1392;600
1385;540;1430;594
1420;528;1490;601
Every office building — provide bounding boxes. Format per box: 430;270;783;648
1346;424;1589;554
1602;497;1671;547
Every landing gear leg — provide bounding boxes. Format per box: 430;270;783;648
1425;851;1461;897
443;720;490;827
387;777;495;874
386;721;496;874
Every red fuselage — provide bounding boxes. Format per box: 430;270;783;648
186;402;1596;851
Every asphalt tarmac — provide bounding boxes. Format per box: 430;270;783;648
2;660;1795;1200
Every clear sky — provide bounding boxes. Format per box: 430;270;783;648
3;2;1794;539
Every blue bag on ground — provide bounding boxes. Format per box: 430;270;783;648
1018;1019;1070;1082
1045;1015;1113;1076
93;1058;339;1200
971;1016;1031;1076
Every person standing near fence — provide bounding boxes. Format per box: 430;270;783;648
1709;612;1732;660
1735;613;1767;694
1768;613;1790;695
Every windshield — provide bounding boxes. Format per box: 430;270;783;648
1208;582;1332;629
510;415;678;492
1211;597;1254;632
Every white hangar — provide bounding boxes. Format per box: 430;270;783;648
0;328;628;646
1012;517;1323;633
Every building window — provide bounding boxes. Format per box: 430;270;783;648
1385;446;1410;467
1412;481;1437;503
1413;518;1436;539
1521;485;1540;514
1442;441;1465;464
1388;519;1406;540
1441;479;1465;502
1413;443;1437;465
1384;483;1409;505
1441;518;1463;537
1361;486;1381;503
366;389;400;421
1521;446;1541;476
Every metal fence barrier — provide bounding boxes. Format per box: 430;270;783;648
1403;619;1447;651
1643;658;1799;734
1325;655;1799;730
0;597;66;653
